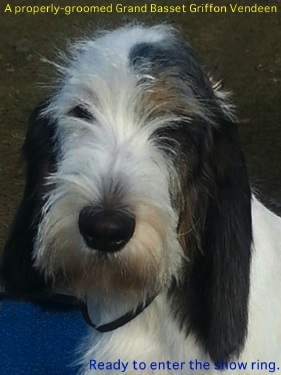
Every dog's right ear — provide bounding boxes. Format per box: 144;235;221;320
1;99;57;295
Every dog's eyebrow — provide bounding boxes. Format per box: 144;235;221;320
68;105;94;121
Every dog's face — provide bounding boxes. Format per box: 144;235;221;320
1;25;252;362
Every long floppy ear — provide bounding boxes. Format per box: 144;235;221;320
1;100;56;295
174;101;252;362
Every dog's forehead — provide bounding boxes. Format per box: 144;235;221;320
65;25;200;97
47;27;170;116
44;24;221;144
62;26;169;91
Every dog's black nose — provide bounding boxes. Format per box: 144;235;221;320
78;206;135;253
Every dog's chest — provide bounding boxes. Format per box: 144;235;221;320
81;297;215;375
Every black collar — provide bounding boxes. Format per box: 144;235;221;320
79;295;157;332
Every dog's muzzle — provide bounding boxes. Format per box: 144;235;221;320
78;206;136;253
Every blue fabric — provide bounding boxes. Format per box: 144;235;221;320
0;299;88;374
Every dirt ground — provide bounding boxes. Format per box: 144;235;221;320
0;0;280;252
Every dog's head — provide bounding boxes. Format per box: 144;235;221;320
1;25;252;361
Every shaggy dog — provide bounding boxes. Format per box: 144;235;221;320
1;25;281;374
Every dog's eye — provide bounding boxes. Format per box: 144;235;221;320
69;105;93;121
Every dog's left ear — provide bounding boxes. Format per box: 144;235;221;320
175;99;252;362
1;100;56;295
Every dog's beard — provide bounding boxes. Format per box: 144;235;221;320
34;198;183;301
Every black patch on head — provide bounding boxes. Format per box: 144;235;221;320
129;38;215;101
1;99;57;295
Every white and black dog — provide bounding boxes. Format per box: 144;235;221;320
1;25;281;374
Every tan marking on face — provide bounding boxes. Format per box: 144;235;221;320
141;72;201;118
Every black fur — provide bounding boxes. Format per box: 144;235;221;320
1;100;57;295
131;38;252;362
129;37;215;101
185;114;252;362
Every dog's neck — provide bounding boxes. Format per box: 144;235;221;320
84;291;157;329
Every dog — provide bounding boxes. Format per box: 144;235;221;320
1;24;281;375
